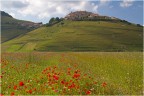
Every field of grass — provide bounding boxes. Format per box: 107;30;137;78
1;52;143;95
1;16;36;43
2;21;143;52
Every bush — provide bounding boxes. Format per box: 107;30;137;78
46;17;64;27
137;24;142;27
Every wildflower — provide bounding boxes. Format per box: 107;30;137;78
11;92;15;96
102;82;107;87
28;89;32;94
69;80;72;82
61;80;65;84
86;90;91;95
67;68;71;71
13;85;17;90
19;81;24;86
52;87;54;90
68;83;76;89
33;88;36;91
65;82;69;86
53;75;59;80
73;73;80;78
47;73;51;77
0;94;4;96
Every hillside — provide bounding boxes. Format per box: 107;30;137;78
2;20;143;52
1;11;43;43
65;11;122;22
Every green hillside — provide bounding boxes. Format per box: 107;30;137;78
1;11;42;43
2;20;143;52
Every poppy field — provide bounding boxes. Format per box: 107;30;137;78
0;52;143;95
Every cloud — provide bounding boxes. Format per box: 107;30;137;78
9;12;16;18
100;0;110;4
1;0;99;20
1;1;29;9
120;0;134;8
99;0;111;6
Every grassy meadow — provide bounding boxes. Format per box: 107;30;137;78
1;52;143;95
2;21;143;52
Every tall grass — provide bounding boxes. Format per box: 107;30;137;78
1;52;143;95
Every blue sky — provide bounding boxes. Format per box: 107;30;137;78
1;0;143;25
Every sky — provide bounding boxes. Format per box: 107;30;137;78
0;0;143;25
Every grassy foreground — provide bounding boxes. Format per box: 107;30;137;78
1;52;143;95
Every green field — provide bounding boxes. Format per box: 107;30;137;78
2;21;143;52
1;52;143;95
1;16;36;43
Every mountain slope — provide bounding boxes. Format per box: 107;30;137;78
2;20;143;52
1;11;42;43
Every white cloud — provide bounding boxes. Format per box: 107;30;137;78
9;12;16;18
100;0;110;4
120;0;134;8
1;0;99;20
99;0;111;6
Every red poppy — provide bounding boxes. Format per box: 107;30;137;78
19;81;24;86
69;80;72;82
11;92;15;96
52;87;54;90
28;89;32;94
67;68;71;71
65;82;69;86
102;82;107;87
47;73;51;77
53;75;59;80
13;85;17;90
61;80;65;84
86;90;91;95
33;88;36;91
73;73;80;78
0;94;4;96
68;83;76;89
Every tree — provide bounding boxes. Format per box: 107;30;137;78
49;17;55;24
137;24;142;27
56;17;60;22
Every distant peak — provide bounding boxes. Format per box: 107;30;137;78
1;11;13;18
